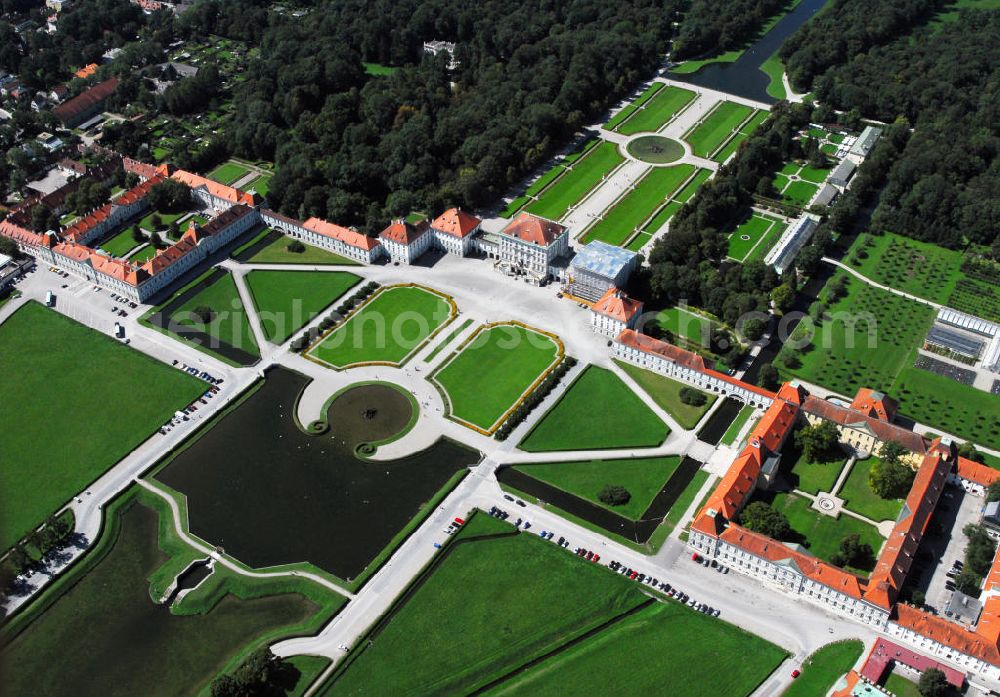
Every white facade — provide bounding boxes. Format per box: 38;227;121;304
591;312;627;337
431;228;477;257
381;230;434;265
260;210;383;264
885;621;1000;681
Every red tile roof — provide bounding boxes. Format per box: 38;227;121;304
74;63;98;79
431;207;481;238
170;169;257;206
141;237;197;275
52;77;119;125
864;450;952;609
861;638;965;688
501;212;566;246
115;174;164;207
955;456;1000;488
896;603;1000;667
0;220;53;248
379;219;429;245
850;387;898;422
592;287;642;323
800;395;927;454
62;203;111;242
302;217;379;251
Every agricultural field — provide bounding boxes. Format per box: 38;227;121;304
725;213;786;263
308;285;453;368
616;85;696;136
765;492;883;575
244;270;360;343
526;141;625;221
838;458;905;523
582;164;694;247
782;641;865;697
513;456;683;519
433;324;561;431
0;491;341;696
519;366;669;452
616;361;716;429
207;160;251;186
0;302;204;551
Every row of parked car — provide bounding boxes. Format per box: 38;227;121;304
607;559;721;616
109;292;138;309
171;360;224;385
158;385;220;435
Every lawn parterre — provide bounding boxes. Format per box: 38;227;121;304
433;323;562;432
685;101;755;159
244;270;361;343
308;285;454;369
785;448;847;495
235;230;359;265
615;360;716;429
657;306;716;348
527;141;625;221
582;164;695;246
514;456;683;519
519;366;669;452
127;244;157;264
0;303;205;550
721;404;754;446
0;490;343;697
726;213;784;262
839;458;906;522
616;85;696;136
712;109;770;163
603;82;663;131
485;602;787;696
98;228;142;257
207;161;251;185
167;270;261;359
321;530;650;695
781;640;865;697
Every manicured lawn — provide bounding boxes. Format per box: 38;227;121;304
670;50;741;74
0;303;205;551
127;244;157;264
0;492;338;697
244;270;361;343
625;135;685;164
721;405;754;446
287;656;331;697
434;324;560;430
726;214;781;262
617;86;696;136
604;82;663;131
486;602;787;696
883;673;922;697
309;285;453;368
673;168;713;202
657;306;715;347
170;271;260;357
760;53;786;100
208;161;251;185
514;456;683;519
616;360;716;429
839;458;906;522
782;640;865;697
782;179;820;207
527;141;625;220
520;366;669;452
139;208;188;233
243;232;359;265
98;228;142;257
685;101;754;158
785;448;847;495
322;532;650;695
583;165;694;246
768;492;883;575
245;174;271;196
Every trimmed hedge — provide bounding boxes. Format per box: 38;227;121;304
494;357;578;441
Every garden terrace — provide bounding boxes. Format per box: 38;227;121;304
243;269;360;344
615;85;697;136
582;165;694;247
525;141;625;221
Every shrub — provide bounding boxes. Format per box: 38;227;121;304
679;386;707;407
287;240;306;253
192;305;214;323
598;485;631;506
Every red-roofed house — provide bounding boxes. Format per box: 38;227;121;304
801;394;926;466
430;207;481;256
850;388;898;422
379;219;432;265
52;77;119;127
482;212;570;284
170;169;258;209
260;209;383;264
590;288;642;336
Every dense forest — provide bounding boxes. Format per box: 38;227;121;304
672;0;787;59
204;0;679;231
781;1;1000;252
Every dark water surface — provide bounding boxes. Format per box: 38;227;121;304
157;367;479;580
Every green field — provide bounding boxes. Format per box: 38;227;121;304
685;101;755;159
767;492;883;575
603;83;663;131
237;230;359;265
893;366;1000;451
208;161;251;185
486;602;786;696
670;50;741;74
583;165;694;246
244;270;361;343
657;306;715;347
713;110;770;163
515;456;682;519
616;86;696;136
309;285;453;368
760;53;786;100
0;303;205;550
0;491;341;696
363;62;397;76
99;228;142;257
169;271;260;358
520;366;669;452
616;360;716;429
726;214;784;262
139;208;188;233
785;448;846;495
781;179;820;207
245;174;272;196
721;405;755;446
127;244;157;264
322;530;649;695
434;324;561;430
527;141;625;220
782;640;865;697
839;458;905;522
883;673;922;697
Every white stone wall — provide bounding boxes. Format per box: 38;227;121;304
885;620;1000;680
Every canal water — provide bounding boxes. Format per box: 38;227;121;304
672;0;829;104
156;367;479;581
